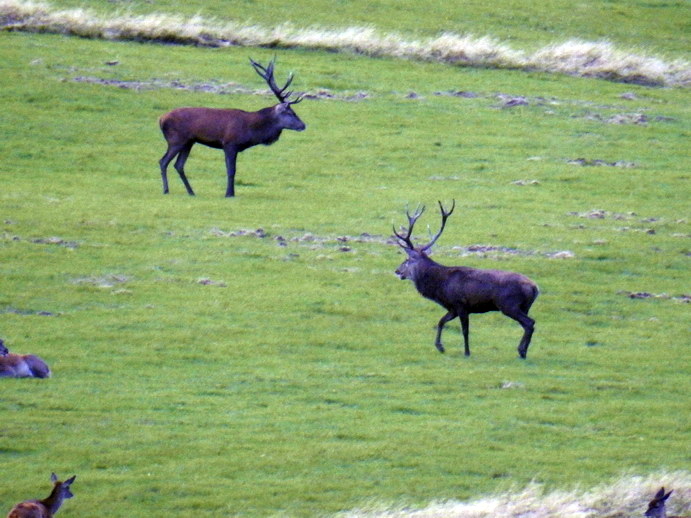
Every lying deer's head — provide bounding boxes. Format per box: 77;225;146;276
645;487;673;517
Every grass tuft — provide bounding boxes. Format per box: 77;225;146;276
342;471;691;518
1;0;688;86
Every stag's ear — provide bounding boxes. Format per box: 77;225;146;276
51;473;58;483
274;103;290;114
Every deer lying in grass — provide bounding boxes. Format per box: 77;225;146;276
159;57;306;197
6;473;76;518
393;201;539;358
645;487;688;518
0;339;51;378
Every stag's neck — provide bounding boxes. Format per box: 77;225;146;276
41;488;65;515
411;257;449;300
250;107;283;145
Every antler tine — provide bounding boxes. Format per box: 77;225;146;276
420;199;455;252
393;204;425;249
249;56;301;104
277;73;304;105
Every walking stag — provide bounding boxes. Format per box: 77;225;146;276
393;201;539;358
159;57;306;197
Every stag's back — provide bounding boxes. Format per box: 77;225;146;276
7;501;50;518
437;265;538;313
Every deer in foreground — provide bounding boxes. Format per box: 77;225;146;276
0;339;51;378
645;487;688;518
6;473;76;518
159;57;306;197
393;201;539;358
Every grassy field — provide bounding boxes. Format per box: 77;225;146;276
1;1;690;517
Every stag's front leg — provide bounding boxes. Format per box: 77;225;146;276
223;145;238;197
435;311;457;353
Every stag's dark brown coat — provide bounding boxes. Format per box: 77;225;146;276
159;58;305;197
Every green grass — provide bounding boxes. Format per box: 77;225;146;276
0;18;689;518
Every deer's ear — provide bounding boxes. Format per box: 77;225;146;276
51;473;58;483
655;487;672;500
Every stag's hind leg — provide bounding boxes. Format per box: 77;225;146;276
159;142;195;195
501;306;535;359
459;310;470;356
173;142;195;195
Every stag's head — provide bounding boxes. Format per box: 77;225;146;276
393;200;455;281
0;339;7;356
250;57;306;131
51;472;77;500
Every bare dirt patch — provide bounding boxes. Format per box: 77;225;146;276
69;274;130;288
0;306;57;316
207;227;576;260
72;76;369;101
567;158;636;168
618;291;690;303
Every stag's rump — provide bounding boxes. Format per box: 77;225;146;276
159;107;250;149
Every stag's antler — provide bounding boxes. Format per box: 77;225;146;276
393;201;455;251
419;200;455;252
249;57;303;105
393;204;426;250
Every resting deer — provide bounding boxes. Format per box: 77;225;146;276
159;57;306;197
393;201;539;358
645;487;688;518
6;473;76;518
0;339;51;378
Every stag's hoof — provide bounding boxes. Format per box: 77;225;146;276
435;344;445;353
518;349;527;359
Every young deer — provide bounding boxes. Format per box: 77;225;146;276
393;201;539;358
0;339;51;378
6;473;76;518
645;487;688;518
159;57;306;197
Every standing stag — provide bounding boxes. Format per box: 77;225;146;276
0;339;51;378
6;473;76;518
159;57;306;197
393;201;539;358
